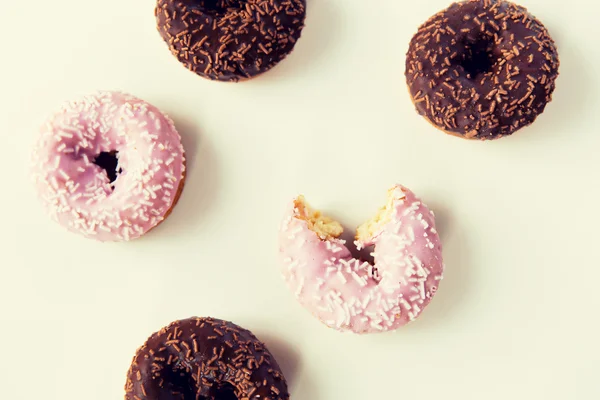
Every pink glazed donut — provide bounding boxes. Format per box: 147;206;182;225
31;91;186;242
278;185;444;333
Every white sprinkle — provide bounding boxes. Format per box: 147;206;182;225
408;226;415;242
58;169;69;180
295;277;304;297
351;271;367;287
400;298;412;310
409;294;422;302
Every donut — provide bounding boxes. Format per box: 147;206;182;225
155;0;307;82
125;317;289;400
31;91;186;242
278;185;444;334
405;0;559;140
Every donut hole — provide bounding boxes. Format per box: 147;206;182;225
160;367;197;400
93;151;122;188
457;35;496;79
194;0;244;16
204;383;239;400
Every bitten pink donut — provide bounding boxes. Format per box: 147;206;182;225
278;185;444;333
31;91;186;242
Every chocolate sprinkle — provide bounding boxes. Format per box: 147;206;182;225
405;0;559;140
125;317;289;400
156;0;307;82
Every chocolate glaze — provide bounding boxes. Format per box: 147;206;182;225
156;0;306;82
125;317;289;400
405;0;559;140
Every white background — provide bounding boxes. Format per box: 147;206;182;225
1;0;599;398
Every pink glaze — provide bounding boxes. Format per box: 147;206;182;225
31;91;185;242
278;185;444;333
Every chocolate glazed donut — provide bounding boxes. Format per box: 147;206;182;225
156;0;307;82
405;0;559;140
125;317;289;400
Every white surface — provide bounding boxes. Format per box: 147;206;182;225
0;0;599;399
